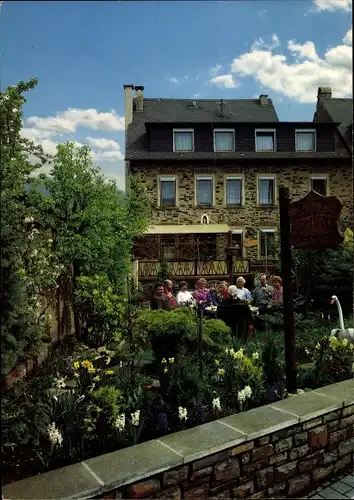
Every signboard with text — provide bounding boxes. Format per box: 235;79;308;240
289;190;343;249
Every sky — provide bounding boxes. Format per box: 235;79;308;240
1;0;352;190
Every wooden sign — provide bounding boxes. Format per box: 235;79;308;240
245;239;258;247
289;190;343;249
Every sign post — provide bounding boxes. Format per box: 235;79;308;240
279;187;297;394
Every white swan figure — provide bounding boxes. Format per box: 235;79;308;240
330;295;354;342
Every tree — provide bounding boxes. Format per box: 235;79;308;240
29;141;151;339
0;79;58;376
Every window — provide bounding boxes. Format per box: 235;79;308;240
259;230;276;259
196;176;213;206
311;176;328;196
226;176;243;205
296;129;316;151
231;231;243;258
214;129;234;152
255;129;276;151
173;129;194;152
161;235;176;260
258;176;275;205
159;177;177;206
196;234;217;260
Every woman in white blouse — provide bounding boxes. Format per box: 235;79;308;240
176;281;195;306
235;276;252;304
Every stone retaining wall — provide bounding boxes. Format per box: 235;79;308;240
3;379;353;500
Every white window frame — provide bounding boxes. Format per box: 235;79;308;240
309;175;329;196
224;175;245;206
157;175;178;207
173;128;195;152
255;128;277;152
257;175;277;206
213;128;235;152
195;175;215;207
295;128;316;152
258;228;277;259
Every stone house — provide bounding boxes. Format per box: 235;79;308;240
124;85;352;286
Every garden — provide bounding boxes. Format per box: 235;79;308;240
1;79;353;486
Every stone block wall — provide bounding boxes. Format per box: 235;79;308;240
3;379;353;500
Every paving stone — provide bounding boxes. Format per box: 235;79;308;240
3;462;102;500
332;481;353;495
218;405;298;440
158;421;245;464
342;476;354;487
270;392;340;422
85;440;182;490
314;379;354;407
344;487;354;498
320;487;347;499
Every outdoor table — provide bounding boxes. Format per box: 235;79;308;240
249;305;259;316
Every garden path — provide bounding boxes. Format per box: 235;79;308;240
305;473;354;499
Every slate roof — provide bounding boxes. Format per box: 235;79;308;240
314;98;353;152
126;97;279;160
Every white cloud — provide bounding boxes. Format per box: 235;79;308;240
312;0;352;11
167;77;179;84
209;74;237;89
251;34;280;52
86;136;121;151
343;28;352;45
27;108;125;134
230;29;352;103
209;64;223;77
96;150;124;161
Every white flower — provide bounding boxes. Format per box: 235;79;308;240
178;406;188;421
24;216;34;223
48;238;53;244
212;397;221;412
131;410;140;427
115;413;125;431
252;352;259;360
47;422;63;447
305;348;310;355
234;348;244;359
238;386;252;403
53;377;66;389
31;249;38;258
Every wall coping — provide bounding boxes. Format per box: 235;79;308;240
3;378;354;500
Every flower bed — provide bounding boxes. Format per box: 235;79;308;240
2;308;353;486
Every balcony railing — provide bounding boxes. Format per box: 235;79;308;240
138;259;250;279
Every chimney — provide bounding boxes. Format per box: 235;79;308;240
317;87;332;100
135;85;144;112
259;94;269;106
123;84;134;127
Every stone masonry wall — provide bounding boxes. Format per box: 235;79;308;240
108;406;353;499
131;163;352;263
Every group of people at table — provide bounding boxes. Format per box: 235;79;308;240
150;274;283;315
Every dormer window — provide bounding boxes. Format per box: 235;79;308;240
173;129;194;152
295;129;316;152
255;129;276;152
214;129;235;152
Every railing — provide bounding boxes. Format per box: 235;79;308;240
138;259;250;279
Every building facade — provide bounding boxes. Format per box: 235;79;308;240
124;85;352;285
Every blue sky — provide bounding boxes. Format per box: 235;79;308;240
1;0;352;189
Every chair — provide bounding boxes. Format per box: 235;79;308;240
217;303;254;342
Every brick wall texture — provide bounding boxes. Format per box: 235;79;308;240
106;405;354;499
131;163;352;263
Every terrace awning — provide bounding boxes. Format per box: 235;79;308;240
146;224;242;235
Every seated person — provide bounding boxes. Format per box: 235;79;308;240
217;286;252;340
272;276;283;304
219;281;229;299
193;278;209;306
164;279;178;309
220;285;242;305
207;286;221;306
252;273;273;312
235;276;252;304
176;281;195;306
150;283;172;311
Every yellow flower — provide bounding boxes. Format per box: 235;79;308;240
88;367;96;374
73;361;80;369
93;375;100;382
215;359;220;366
74;373;79;378
164;367;168;374
217;368;225;377
342;339;349;347
315;343;321;350
161;358;167;364
81;360;93;370
106;356;111;366
105;370;115;375
87;427;93;433
168;357;175;364
234;348;244;360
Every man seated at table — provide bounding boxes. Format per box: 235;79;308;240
252;274;273;313
150;283;172;311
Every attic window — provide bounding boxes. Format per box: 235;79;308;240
255;129;276;152
173;129;194;152
295;129;316;152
